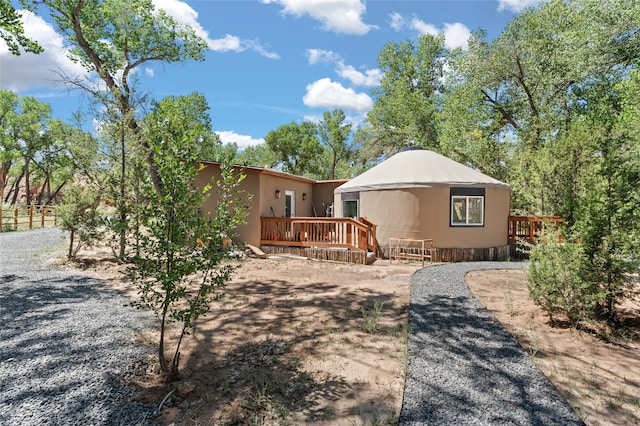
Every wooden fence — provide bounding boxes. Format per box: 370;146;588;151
0;205;57;232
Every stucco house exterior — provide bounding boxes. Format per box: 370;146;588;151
196;148;512;262
195;161;345;247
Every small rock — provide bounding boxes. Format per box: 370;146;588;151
176;381;195;397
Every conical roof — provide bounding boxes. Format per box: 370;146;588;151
335;148;509;193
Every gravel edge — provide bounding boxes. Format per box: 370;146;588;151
399;261;585;426
0;228;156;426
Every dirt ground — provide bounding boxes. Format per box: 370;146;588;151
69;247;640;426
467;269;640;426
72;248;418;425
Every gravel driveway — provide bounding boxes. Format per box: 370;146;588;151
400;262;584;425
0;228;155;425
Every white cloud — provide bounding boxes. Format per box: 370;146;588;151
144;68;155;77
153;0;279;58
442;22;471;50
216;131;265;150
303;78;372;112
306;48;340;65
389;12;405;32
410;18;439;37
497;0;543;12
411;17;471;50
336;62;382;87
262;0;375;35
0;11;87;92
306;49;381;87
209;34;242;51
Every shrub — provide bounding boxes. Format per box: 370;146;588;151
57;185;104;261
527;232;603;327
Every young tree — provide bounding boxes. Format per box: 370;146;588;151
57;184;104;260
130;97;249;377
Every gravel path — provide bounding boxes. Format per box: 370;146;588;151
399;262;584;425
0;228;155;426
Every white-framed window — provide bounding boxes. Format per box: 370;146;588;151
341;192;360;219
450;188;485;226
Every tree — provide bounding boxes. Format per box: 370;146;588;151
130;98;249;377
57;184;104;260
444;0;640;215
236;143;278;169
317;109;352;180
264;121;323;177
0;0;43;55
568;74;640;322
0;90;20;201
365;34;446;158
22;0;208;257
12;96;51;206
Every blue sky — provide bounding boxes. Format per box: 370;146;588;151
1;0;540;149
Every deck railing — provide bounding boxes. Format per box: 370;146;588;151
260;217;377;254
508;215;563;243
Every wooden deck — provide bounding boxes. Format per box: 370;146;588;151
260;217;377;264
260;215;562;264
508;215;563;243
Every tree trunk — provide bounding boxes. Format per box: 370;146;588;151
10;170;23;206
118;125;127;259
4;174;18;203
36;175;49;205
48;180;67;206
68;230;75;260
0;161;12;202
24;157;31;205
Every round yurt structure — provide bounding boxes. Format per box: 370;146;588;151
333;148;512;262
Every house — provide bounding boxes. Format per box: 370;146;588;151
333;147;512;261
196;147;512;263
195;161;346;247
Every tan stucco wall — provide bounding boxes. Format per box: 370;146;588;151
195;163;261;246
312;181;346;217
195;164;316;246
334;186;511;249
259;174;315;218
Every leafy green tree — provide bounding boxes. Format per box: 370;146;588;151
365;34;446;158
264;121;323;177
57;184;104;260
236;143;278;169
12;96;51;206
569;77;640;322
130;98;249;377
0;90;20;201
445;0;640;216
317;109;352;179
0;0;43;55
22;0;208;257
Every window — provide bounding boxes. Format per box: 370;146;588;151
450;188;485;226
341;192;359;219
342;200;359;219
